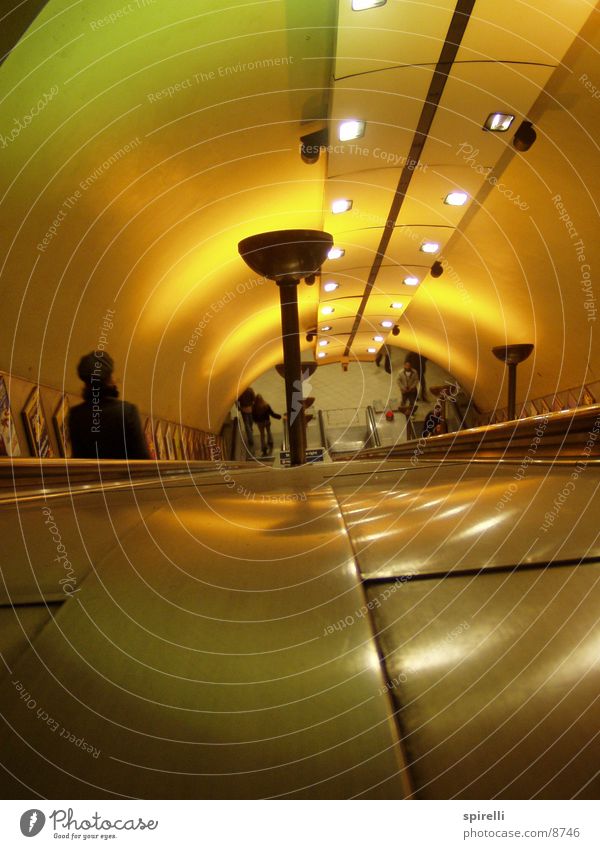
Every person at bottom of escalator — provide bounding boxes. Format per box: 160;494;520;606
69;351;150;459
252;395;282;456
422;401;447;438
237;386;256;450
398;360;419;412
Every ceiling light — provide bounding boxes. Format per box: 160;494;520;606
420;241;439;254
331;199;353;214
367;347;377;353
339;120;365;142
444;191;468;206
373;335;384;342
319;339;329;347
321;305;335;315
321;325;332;331
390;302;403;309
328;247;345;260
317;352;327;358
403;276;419;286
513;120;537;152
381;320;393;328
352;0;386;9
323;281;339;292
484;112;515;132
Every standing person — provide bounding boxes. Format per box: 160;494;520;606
252;394;282;456
398;360;419;411
69;351;150;459
375;345;392;374
407;351;428;401
237;386;256;450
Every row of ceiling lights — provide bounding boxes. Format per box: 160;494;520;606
320;0;534;360
317;0;535;358
324;109;526;275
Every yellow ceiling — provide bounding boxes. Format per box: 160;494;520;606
0;0;598;430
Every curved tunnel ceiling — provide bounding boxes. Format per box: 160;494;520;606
0;0;598;431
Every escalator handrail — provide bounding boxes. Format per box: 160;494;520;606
337;404;600;462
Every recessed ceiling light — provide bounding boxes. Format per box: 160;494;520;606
318;339;329;347
328;247;345;260
331;199;353;214
420;242;439;254
352;0;386;10
403;276;419;286
323;281;339;292
444;191;468;206
338;120;365;142
321;325;332;331
367;347;377;353
373;335;384;342
381;320;393;328
390;302;403;309
484;112;515;132
321;305;335;315
317;352;327;358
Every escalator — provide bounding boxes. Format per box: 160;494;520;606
318;406;382;456
0;406;599;799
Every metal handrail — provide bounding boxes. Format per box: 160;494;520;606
338;405;600;463
366;405;382;448
318;409;328;449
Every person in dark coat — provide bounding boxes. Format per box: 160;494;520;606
252;394;281;456
422;401;448;437
68;351;150;459
237;387;256;450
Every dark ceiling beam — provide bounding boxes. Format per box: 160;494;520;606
343;0;477;357
0;0;51;66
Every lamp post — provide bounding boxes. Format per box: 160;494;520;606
492;344;534;421
238;230;332;465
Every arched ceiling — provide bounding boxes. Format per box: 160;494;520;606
1;0;598;431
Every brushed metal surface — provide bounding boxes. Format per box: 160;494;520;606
0;474;407;799
367;564;600;799
333;460;600;579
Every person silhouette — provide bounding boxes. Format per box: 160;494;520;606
68;351;149;459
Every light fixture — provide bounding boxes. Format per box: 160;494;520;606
367;347;377;353
444;191;468;206
331;199;353;214
373;335;384;342
403;276;419;286
327;247;345;260
430;260;444;278
321;305;335;315
323;281;339;292
317;351;327;358
352;0;386;10
392;325;400;336
381;319;393;328
484;112;515;132
300;128;329;164
319;339;329;347
338;120;366;142
420;242;439;254
513;120;537;152
321;325;332;331
390;302;403;309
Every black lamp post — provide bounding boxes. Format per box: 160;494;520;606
238;230;333;465
492;344;534;421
